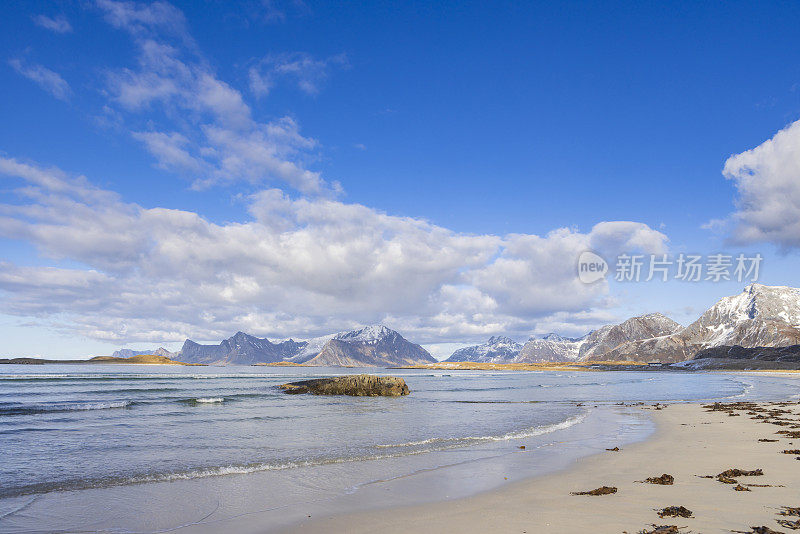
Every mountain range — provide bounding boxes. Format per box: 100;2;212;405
597;284;800;363
446;313;682;363
109;284;800;367
110;347;178;359
446;284;800;364
166;325;436;366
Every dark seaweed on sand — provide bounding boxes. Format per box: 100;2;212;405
570;486;617;496
657;506;693;518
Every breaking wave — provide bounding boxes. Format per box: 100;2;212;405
0;400;132;416
0;410;589;498
376;411;587;448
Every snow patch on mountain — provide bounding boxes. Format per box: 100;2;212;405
445;336;524;363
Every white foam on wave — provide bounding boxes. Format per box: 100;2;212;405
724;378;756;399
0;400;132;415
376;411;588;448
195;397;224;403
14;410;590;495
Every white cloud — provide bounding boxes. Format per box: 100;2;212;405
0;157;669;345
131;131;201;172
8;59;71;101
33;14;73;33
97;1;337;194
248;52;348;97
721;119;800;250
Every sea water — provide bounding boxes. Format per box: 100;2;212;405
0;365;797;532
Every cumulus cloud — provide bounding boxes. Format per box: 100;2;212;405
33;14;73;33
97;0;337;194
0;157;668;345
720;119;800;250
248;52;348;97
8;59;71;101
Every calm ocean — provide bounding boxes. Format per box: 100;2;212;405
0;365;797;532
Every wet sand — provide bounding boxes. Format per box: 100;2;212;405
284;401;800;534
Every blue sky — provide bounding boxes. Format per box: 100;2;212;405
1;0;799;358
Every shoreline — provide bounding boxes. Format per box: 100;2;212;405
0;402;654;533
283;401;800;534
4;371;800;533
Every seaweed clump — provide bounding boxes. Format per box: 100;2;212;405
570;486;617;496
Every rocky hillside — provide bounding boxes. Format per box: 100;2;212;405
179;331;308;365
446;314;680;363
676;344;800;370
692;344;800;362
110;347;176;359
176;325;435;367
516;333;588;362
303;326;436;367
579;313;683;360
445;336;523;363
599;284;800;363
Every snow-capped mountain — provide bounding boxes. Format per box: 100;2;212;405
516;333;588;363
304;325;436;366
599;284;800;362
682;284;800;346
285;333;335;362
179;331;308;365
177;325;435;366
126;285;800;367
334;325;396;343
442;314;682;364
578;313;682;360
445;336;524;363
110;347;176;359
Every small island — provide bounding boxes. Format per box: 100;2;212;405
278;374;410;396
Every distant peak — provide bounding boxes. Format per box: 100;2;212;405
358;324;391;336
336;324;396;342
487;335;514;345
226;331;273;345
744;283;797;295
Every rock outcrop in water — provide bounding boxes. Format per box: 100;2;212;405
278;374;410;396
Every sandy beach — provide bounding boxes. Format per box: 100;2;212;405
285;401;800;534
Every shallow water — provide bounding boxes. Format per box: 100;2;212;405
0;366;797;532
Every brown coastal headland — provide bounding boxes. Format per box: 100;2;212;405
394;360;648;371
0;354;204;365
